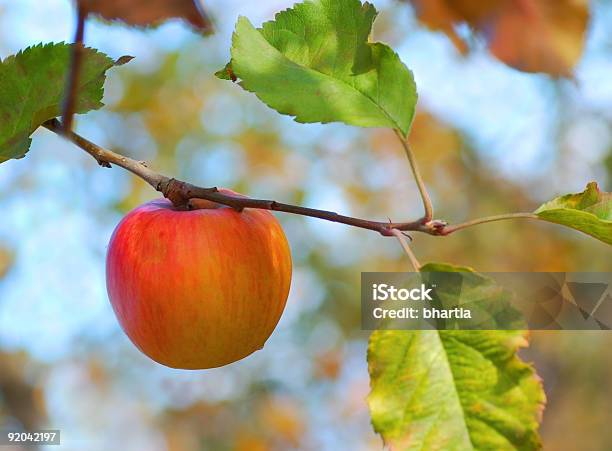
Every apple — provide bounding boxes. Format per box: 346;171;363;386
106;191;292;369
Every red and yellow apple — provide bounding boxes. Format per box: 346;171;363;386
106;190;292;369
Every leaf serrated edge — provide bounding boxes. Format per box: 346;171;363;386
229;16;414;134
0;43;132;163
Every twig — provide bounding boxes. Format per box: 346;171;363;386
395;130;433;222
44;118;166;186
441;212;539;235
42;119;541;238
42;119;429;236
390;229;421;271
61;4;87;134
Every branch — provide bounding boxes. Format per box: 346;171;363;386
44;118;166;186
42;119;429;236
390;229;421;271
61;3;87;134
395;130;433;222
42;119;541;239
440;213;539;235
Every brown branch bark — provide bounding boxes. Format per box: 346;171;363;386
43;119;539;239
42;119;538;238
43;119;433;236
61;4;87;134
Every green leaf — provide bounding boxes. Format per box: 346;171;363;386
420;264;526;330
368;263;545;451
218;0;417;136
0;43;127;164
535;182;612;245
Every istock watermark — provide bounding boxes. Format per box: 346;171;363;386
361;272;612;330
371;283;434;301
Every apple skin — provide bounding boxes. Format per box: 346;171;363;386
106;192;292;369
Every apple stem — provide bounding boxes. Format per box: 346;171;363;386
187;198;223;210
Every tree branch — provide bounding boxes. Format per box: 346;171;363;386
42;119;430;236
61;4;88;134
42;119;540;239
44;118;167;186
390;229;421;271
395;130;433;222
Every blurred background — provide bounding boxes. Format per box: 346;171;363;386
0;0;611;449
